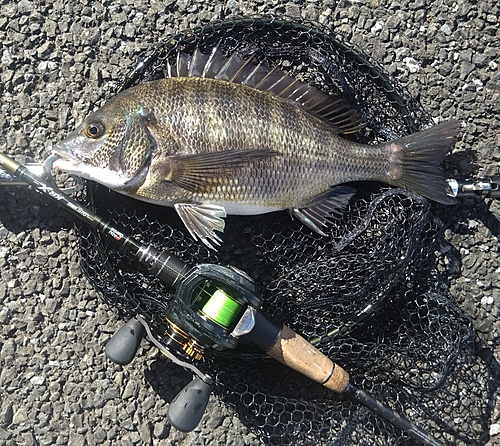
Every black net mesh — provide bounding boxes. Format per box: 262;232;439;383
75;17;497;446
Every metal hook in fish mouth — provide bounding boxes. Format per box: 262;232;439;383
41;154;61;183
42;154;85;194
0;154;85;194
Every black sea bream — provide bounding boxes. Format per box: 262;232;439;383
52;46;460;249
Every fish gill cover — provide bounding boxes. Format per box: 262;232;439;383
74;16;498;446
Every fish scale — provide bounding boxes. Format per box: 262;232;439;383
52;48;460;250
124;78;345;201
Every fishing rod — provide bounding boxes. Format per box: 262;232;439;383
0;151;445;445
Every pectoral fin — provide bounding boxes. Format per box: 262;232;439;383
291;186;356;236
174;203;227;250
167;148;278;192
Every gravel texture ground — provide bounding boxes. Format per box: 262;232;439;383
0;0;499;445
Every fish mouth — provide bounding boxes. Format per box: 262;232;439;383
52;156;84;176
41;153;86;194
50;145;90;177
51;145;78;165
50;145;146;190
52;155;78;170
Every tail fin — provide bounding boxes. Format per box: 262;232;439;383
389;120;461;205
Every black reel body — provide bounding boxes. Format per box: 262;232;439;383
168;263;261;351
77;17;496;446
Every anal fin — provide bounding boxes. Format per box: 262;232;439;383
291;186;356;236
174;203;226;251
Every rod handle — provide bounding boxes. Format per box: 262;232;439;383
267;325;350;393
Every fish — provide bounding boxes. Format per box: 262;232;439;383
52;45;460;250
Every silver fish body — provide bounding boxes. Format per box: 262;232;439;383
53;49;459;249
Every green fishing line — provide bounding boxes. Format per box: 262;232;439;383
201;288;242;328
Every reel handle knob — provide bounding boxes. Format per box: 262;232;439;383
105;318;145;365
167;376;213;432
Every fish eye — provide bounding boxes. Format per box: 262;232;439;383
84;121;105;139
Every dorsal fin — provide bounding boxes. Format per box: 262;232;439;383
175;52;190;77
164;45;365;134
188;47;210;77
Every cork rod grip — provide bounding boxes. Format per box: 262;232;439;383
266;325;350;393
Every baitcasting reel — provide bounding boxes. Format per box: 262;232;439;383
105;260;266;432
